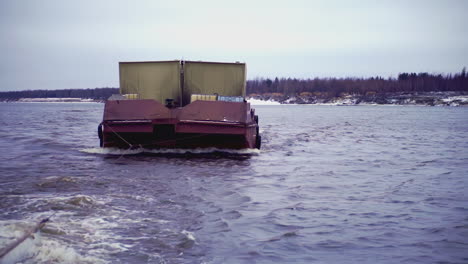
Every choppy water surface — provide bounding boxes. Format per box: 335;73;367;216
0;102;467;264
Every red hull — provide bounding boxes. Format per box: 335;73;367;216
99;99;260;149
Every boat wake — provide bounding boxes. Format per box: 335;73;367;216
79;147;260;156
0;217;104;264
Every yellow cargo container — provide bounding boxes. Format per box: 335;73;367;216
123;94;139;100
119;61;181;104
183;61;246;106
190;94;218;103
119;60;246;106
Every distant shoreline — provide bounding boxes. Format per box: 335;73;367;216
249;91;468;106
1;98;102;103
1;91;467;106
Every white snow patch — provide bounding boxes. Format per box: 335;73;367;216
442;95;468;104
17;98;97;103
247;98;281;105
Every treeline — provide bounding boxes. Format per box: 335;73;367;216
246;68;468;97
0;87;118;101
1;69;467;101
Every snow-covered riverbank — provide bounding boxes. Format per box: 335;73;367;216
248;91;468;106
2;92;467;106
6;98;100;103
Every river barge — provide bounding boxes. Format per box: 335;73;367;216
98;60;260;149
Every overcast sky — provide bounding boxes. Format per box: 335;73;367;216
1;0;467;91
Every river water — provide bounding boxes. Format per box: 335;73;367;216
0;102;467;264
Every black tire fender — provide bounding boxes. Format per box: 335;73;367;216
254;116;261;149
98;123;103;147
256;134;261;149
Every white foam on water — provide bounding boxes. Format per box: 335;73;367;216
145;147;260;155
181;230;196;241
30;194;104;210
45;196;167;257
34;238;105;264
80;147;260;156
79;147;140;155
67;212;173;259
0;223;39;264
0;222;105;264
0;193;141;263
15;199;189;262
40;176;77;183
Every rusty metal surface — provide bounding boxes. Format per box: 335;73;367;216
101;99;258;149
104;123;153;133
178;100;249;123
104;100;171;121
176;123;247;135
